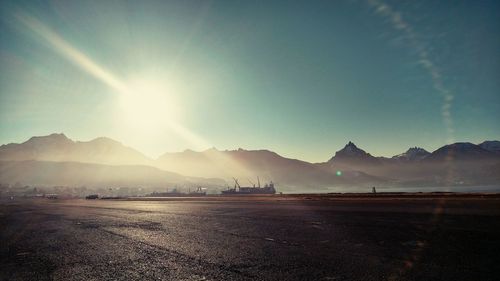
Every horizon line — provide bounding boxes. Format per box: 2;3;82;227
1;132;498;163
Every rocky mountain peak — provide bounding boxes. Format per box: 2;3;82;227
328;142;379;164
392;147;430;161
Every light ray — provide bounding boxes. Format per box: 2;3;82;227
15;12;128;94
168;121;211;151
15;12;211;150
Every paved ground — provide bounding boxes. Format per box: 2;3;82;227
1;196;500;281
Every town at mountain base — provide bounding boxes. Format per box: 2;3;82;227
0;134;499;192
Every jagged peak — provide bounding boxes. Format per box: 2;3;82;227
337;141;366;154
345;141;357;147
328;141;378;164
405;147;429;153
392;146;430;160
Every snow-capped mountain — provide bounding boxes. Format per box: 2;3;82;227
392;147;431;162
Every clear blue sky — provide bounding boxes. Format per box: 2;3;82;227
1;0;499;162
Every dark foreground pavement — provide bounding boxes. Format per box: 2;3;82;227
1;196;500;281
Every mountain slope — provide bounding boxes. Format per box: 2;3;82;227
157;148;384;189
479;141;500;154
0;134;152;166
0;160;224;188
1;134;499;190
424;142;497;162
319;142;500;186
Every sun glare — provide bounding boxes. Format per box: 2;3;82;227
119;78;181;132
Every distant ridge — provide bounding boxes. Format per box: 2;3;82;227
425;142;497;162
0;133;151;166
0;134;499;189
479;141;500;154
157;147;385;188
1;134;498;164
392;147;431;162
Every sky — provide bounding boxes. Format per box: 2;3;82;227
0;0;499;162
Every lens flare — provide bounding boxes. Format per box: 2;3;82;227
15;11;209;151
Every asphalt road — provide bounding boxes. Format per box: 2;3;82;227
1;196;500;281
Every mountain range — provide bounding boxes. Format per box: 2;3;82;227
1;133;499;191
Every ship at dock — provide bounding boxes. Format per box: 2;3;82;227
148;186;206;197
221;177;276;195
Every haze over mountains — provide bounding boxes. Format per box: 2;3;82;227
0;134;151;166
1;133;499;192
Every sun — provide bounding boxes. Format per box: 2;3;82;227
113;76;210;152
118;78;181;132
